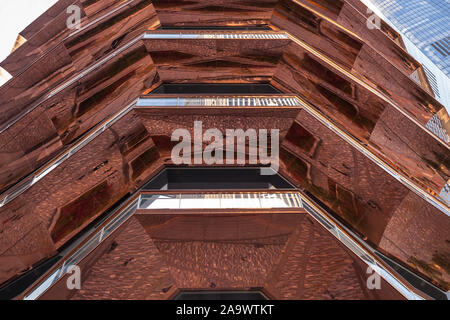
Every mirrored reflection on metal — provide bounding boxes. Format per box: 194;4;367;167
286;32;448;147
136;96;300;107
1;34;144;134
426;114;450;144
138;192;303;209
0;100;137;208
24;191;428;300
439;184;450;206
143;32;288;39
1;29;286;133
300;200;424;300
374;251;449;300
66;0;135;39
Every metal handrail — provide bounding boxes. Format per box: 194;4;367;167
19;189;430;300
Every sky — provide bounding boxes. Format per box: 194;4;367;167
0;0;58;63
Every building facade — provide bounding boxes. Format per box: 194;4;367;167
362;0;450;116
0;0;448;300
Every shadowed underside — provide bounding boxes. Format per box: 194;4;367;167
0;0;449;299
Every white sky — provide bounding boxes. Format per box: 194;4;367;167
0;0;58;62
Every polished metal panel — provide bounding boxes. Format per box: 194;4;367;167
22;190;425;300
1;0;448;299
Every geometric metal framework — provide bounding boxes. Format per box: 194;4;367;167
20;185;423;300
15;168;446;299
0;0;449;300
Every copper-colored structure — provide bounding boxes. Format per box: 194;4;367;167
0;0;449;300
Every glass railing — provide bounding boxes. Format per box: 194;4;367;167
0;95;300;209
138;192;303;209
439;184;450;206
425;114;450;144
136;96;300;107
22;190;430;300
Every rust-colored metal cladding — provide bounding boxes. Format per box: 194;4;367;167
0;0;449;300
293;0;421;76
134;94;301;160
143;30;290;83
271;0;444;122
279;108;450;289
0;107;163;284
0;0;160;126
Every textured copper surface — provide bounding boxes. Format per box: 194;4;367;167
0;31;288;193
271;0;444;122
152;0;279;27
38;213;404;300
0;43;158;193
0;0;87;77
0;0;160;128
143;31;289;83
295;0;421;76
0;0;448;297
0;109;164;283
273;43;449;197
